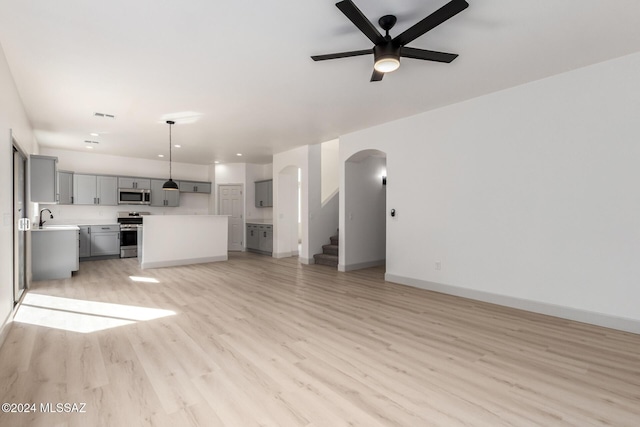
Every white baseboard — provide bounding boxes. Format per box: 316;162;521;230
273;251;292;259
340;259;385;272
0;312;13;350
299;257;313;265
142;255;227;269
385;274;640;335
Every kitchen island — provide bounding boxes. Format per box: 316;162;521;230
31;225;80;280
140;215;228;269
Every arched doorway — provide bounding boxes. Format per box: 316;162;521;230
340;149;387;271
275;165;301;258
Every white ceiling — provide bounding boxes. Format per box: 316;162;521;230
1;0;639;165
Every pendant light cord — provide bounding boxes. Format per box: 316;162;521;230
167;120;175;180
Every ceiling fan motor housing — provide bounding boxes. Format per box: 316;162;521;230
373;43;401;72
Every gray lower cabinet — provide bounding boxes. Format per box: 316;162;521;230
246;224;259;250
79;226;91;258
151;179;180;207
89;225;120;256
30;155;58;204
179;180;211;194
58;170;74;204
31;228;79;280
74;174;117;205
258;225;273;253
246;223;272;255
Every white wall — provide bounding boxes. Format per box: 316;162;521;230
321;139;339;204
38;148;213;223
340;52;640;333
341;153;386;271
0;42;38;336
273;145;309;260
40;147;210;181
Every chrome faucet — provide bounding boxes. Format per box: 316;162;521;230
39;208;53;227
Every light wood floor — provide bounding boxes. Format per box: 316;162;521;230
1;253;639;427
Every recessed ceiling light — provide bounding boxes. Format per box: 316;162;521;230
174;144;181;148
86;146;94;149
214;161;220;164
158;154;164;158
236;153;242;157
90;132;99;137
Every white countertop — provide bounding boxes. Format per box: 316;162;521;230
32;225;80;232
246;219;273;225
45;220;119;226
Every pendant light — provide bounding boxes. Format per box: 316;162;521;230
162;120;179;190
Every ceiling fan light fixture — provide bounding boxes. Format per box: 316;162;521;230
374;57;400;73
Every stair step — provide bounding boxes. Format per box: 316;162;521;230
322;244;338;256
329;235;339;245
313;253;338;267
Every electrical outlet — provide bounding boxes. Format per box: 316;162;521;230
435;261;441;271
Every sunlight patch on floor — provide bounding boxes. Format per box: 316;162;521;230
14;293;175;333
129;275;160;283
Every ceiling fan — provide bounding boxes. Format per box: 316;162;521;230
311;0;469;82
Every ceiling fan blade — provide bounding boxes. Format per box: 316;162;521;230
370;69;384;82
400;47;458;63
311;49;372;61
393;0;469;46
336;0;385;45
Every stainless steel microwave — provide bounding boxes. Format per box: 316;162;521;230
118;188;151;205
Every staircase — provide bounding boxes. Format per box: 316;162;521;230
313;233;339;267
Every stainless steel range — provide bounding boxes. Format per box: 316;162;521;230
117;211;149;258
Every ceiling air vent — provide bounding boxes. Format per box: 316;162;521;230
94;112;115;119
84;140;100;144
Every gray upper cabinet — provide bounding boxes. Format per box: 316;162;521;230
73;174;118;205
255;179;273;207
57;170;73;205
30;155;58;203
74;174;96;205
150;179;180;207
179;180;211;194
97;176;117;205
118;177;151;190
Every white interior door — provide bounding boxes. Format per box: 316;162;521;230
218;184;244;251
